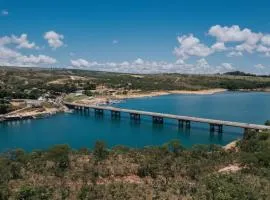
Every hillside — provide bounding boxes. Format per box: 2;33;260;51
0;129;269;199
1;67;270;101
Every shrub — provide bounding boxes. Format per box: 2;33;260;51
46;144;70;171
93;141;108;161
265;120;270;126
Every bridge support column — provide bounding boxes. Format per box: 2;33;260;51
179;120;191;129
130;113;140;121
210;124;223;133
185;120;191;129
153;116;163;124
111;111;121;118
95;109;104;115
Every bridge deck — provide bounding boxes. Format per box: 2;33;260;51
64;102;270;130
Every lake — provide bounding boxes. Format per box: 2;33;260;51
0;92;270;151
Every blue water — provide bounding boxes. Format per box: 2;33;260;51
0;92;270;151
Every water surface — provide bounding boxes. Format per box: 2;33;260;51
0;92;270;151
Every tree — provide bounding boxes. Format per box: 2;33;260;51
93;141;108;161
46;144;70;171
84;90;93;97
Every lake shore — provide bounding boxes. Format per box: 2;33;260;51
112;88;228;100
72;89;228;106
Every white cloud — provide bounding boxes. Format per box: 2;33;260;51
68;57;238;74
1;10;8;16
12;34;37;49
211;42;226;51
227;51;243;57
0;39;56;66
173;25;270;60
209;25;262;44
0;46;21;59
0;34;37;49
209;25;264;54
261;35;270;46
256;45;270;57
71;59;90;68
16;55;56;65
220;63;234;70
235;43;256;53
70;58;98;68
120;61;130;66
254;64;265;69
174;34;213;60
44;31;64;49
133;58;144;65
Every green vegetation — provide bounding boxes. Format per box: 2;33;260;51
0;99;12;114
0;130;269;199
1;67;270;101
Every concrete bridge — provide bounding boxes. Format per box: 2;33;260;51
64;102;270;133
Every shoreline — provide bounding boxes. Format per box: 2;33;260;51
112;88;228;100
2;88;269;122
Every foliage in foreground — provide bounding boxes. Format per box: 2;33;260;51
0;131;270;199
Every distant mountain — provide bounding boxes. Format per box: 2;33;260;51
223;71;256;77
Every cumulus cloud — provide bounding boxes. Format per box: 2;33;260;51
227;51;243;57
254;64;265;69
211;42;227;51
44;31;64;49
69;57;236;74
0;46;21;59
133;58;144;65
173;25;270;60
209;25;262;44
16;55;56;65
12;34;37;49
0;34;37;49
208;25;264;54
220;63;234;70
261;35;270;46
70;58;98;68
0;37;56;66
1;10;8;16
174;34;213;60
0;51;57;66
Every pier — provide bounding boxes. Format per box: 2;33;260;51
64;102;270;133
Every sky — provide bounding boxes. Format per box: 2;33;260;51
1;0;270;74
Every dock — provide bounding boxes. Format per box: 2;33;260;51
64;102;270;133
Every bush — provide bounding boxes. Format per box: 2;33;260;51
46;144;70;171
93;141;108;161
17;186;53;200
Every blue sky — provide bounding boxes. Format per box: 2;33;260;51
1;0;270;74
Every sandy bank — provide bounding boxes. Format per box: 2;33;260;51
223;140;239;152
113;88;227;100
3;107;64;121
69;89;227;106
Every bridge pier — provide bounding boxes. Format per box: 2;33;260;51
178;120;191;129
111;110;121;118
63;103;270;134
130;113;140;121
153;116;163;124
94;108;104;115
210;124;223;133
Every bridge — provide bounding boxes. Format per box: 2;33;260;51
64;102;270;133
